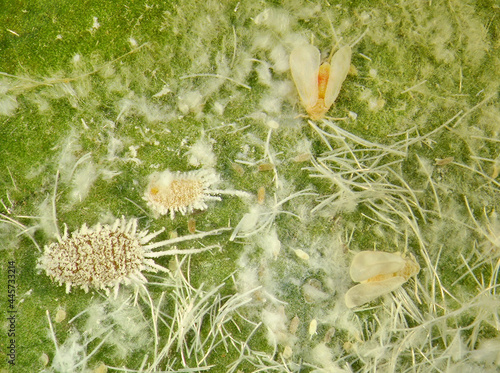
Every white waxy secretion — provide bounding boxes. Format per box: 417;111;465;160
144;168;250;219
344;251;420;308
290;43;352;120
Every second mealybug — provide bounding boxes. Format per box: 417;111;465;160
144;168;251;219
144;169;221;219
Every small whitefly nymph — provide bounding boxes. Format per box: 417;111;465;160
144;169;221;219
289;315;300;335
37;217;227;295
309;319;318;339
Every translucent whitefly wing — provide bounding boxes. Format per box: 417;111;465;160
344;276;406;308
324;45;352;107
289;44;320;109
349;251;406;282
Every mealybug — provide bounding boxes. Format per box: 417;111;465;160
144;169;221;219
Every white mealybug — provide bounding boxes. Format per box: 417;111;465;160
37;217;228;295
289;43;351;120
144;169;221;219
344;251;420;308
144;168;251;219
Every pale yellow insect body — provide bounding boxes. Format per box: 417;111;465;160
290;44;352;120
345;251;420;308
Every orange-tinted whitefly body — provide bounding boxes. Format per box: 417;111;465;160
290;44;352;120
344;251;420;308
144;169;221;219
